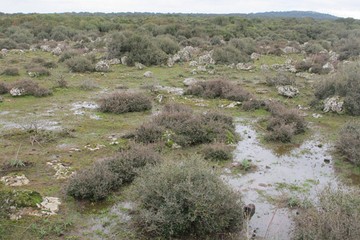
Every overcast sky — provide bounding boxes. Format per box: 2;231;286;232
2;0;360;19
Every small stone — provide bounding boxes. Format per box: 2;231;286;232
135;62;145;70
143;71;153;78
95;60;110;72
1;174;30;186
277;85;299;98
10;88;25;96
324;159;331;164
183;78;198;86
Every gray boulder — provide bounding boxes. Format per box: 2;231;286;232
323;96;344;113
277;85;299;98
143;71;153;78
95;60;110;72
183;78;198;86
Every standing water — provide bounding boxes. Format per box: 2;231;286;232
223;120;337;239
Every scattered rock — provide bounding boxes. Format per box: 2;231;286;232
281;46;299;54
153;85;184;95
121;56;128;65
135;62;145;70
10;88;24;96
236;63;255;71
177;46;198;62
189;61;198;67
47;161;74;179
296;72;315;80
183;78;198;86
256;88;269;94
322;62;335;73
197;65;207;72
312;113;323;119
51;46;62;56
277;85;299;98
37;197;61;215
95;60;110;72
198;51;215;65
143;71;153;78
323;96;344;113
84;144;106;151
167;57;175;67
108;58;120;65
223;101;242;108
251;52;261;60
1;174;29;186
260;64;270;71
40;45;51;52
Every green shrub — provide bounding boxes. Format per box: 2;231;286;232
134;123;165;144
131;157;244;238
27;66;51;77
314;63;360;116
0;38;17;49
66;161;116;201
105;144;160;186
213;45;250;64
65;56;94;73
155;35;180;55
98;92;152;114
202;143;233;161
266;72;296;86
79;79;99;90
2;67;19;76
336;122;360;166
293;187;360;240
108;32;167;66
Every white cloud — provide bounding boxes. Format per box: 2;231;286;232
1;0;360;18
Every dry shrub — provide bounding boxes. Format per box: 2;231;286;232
265;101;306;142
26;66;51;77
105;144;161;186
99;92;152;114
202;143;233;161
336;122;360;166
293;187;360;240
186;79;252;102
0;81;9;94
11;79;52;97
134;104;236;146
266;72;296;86
2;67;19;76
66;161;116;201
131;157;244;238
65;56;94;73
242;99;265;111
79;79;98;90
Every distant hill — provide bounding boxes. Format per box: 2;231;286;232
246;11;338;19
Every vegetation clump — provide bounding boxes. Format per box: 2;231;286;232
134;104;237;146
65;56;95;73
314;63;360;115
130;157;244;238
185;79;252;102
336;122;360;166
293;187;360;240
202;143;233;161
98;91;152;114
10;79;52;97
1;67;19;76
265;101;306;142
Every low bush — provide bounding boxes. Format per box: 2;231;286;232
212;45;250;64
155;35;180;55
265;73;296;86
27;66;51;77
131;157;244;238
202;143;233;161
185;79;252;102
79;79;99;90
0;81;9;94
105;144;161;186
265;101;306;142
314;63;360;116
10;79;52;97
134;104;237;146
336;122;360;166
2;67;19;76
242;99;265;111
99;92;152;114
66;161;116;201
65;56;94;73
293;187;360;240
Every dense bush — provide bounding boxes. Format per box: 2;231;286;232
66;161;116;201
336;122;360;166
293;187;360;240
186;79;252;102
212;45;250;64
105;144;161;186
131;157;244;238
26;66;51;77
202;143;233;161
265;101;306;142
99;92;152;114
2;67;19;76
108;32;167;66
155;35;180;55
134;104;237;146
10;79;52;97
314;63;360;115
242;99;265;111
65;56;95;73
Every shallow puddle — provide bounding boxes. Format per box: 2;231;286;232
223;120;337;239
